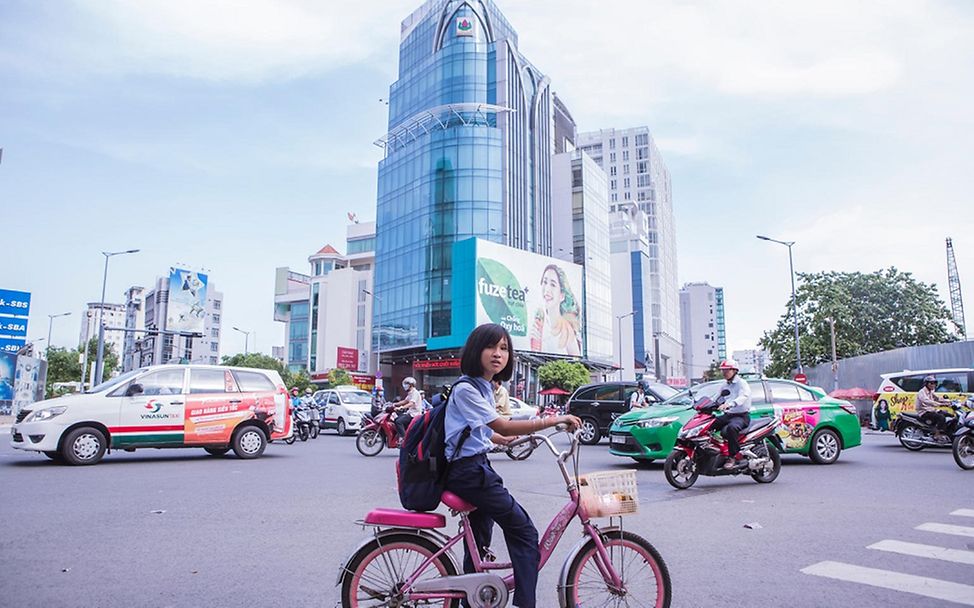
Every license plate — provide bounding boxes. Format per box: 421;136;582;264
611;435;626;445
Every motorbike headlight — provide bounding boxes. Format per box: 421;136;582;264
680;424;705;439
25;406;67;423
637;416;678;429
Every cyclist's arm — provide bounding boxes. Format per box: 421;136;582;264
488;414;580;436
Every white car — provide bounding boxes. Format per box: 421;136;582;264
508;397;539;419
10;365;291;465
314;386;374;435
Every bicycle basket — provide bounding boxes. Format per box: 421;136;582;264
579;469;639;517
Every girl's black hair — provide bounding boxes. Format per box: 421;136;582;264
459;323;515;381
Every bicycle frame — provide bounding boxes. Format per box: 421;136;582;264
393;431;627;603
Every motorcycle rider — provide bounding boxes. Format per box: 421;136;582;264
712;359;752;469
289;386;301;407
916;375;951;440
392;376;424;439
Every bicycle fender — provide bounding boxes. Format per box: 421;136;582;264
556;526;621;608
335;527;457;587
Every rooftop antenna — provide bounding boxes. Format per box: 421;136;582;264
946;237;966;338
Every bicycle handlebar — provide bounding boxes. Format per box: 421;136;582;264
506;425;580;462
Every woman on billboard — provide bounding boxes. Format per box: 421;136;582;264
530;264;582;356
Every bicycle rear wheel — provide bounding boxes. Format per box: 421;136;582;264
564;529;671;608
340;533;460;608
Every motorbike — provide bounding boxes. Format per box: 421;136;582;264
306;401;321;439
355;403;403;456
951;398;974;470
286;403;313;443
664;390;783;489
894;401;972;451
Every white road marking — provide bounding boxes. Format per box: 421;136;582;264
917;523;974;538
951;509;974;518
801;561;974;606
868;539;974;565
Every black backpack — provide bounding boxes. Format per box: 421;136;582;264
397;377;479;511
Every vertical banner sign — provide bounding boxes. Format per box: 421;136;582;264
0;338;26;354
166;269;208;335
0;352;15;415
0;289;30;357
12;355;46;419
0;289;31;317
336;347;359;371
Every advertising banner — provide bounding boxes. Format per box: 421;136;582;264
336;347;359;371
0;337;26;354
474;240;585;356
166;269;208;335
12;355;46;419
0;352;15;415
0;289;31;318
0;316;28;338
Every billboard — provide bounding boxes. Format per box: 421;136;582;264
0;289;31;317
166;269;208;335
474;240;584;356
12;355;46;418
336;347;359;371
0;352;14;414
0;337;26;354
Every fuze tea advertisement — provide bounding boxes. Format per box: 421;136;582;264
474;240;584;356
166;268;208;335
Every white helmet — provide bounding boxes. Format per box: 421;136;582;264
402;377;417;389
719;359;739;371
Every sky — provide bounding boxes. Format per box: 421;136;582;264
2;0;972;359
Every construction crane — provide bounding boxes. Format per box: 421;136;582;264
946;237;966;338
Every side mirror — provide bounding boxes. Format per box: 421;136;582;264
126;383;144;397
720;389;731;397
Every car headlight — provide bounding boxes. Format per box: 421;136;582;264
25;407;67;423
636;416;678;429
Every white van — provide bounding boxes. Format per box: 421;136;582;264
873;368;973;419
10;365;292;465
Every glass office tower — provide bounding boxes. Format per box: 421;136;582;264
374;0;553;354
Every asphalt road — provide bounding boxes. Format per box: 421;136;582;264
1;428;971;608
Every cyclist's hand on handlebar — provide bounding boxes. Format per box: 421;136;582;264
556;415;582;432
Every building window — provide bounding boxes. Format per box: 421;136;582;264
212;300;221;310
609;166;616;176
212;314;220;324
210;342;218;352
211;327;219;337
635;133;649;146
622;150;629;161
624;191;631;200
623;164;630;174
611;193;618;202
609;138;616;149
637;147;649;160
637;161;648;174
622;136;629;146
609;152;616;163
637;175;652;188
623;178;630;188
610;179;617;190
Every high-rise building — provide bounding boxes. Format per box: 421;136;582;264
130;273;222;367
680;282;725;382
374;0;554;353
578;127;682;382
733;348;770;375
122;286;145;372
551;149;613;364
273;221;376;382
79;302;126;356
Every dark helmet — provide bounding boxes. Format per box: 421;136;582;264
924;375;937;384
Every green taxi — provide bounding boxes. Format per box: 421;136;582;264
608;378;862;465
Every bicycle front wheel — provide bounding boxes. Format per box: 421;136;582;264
341;533;460;608
564;529;671;608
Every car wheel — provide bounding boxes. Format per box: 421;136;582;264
204;447;230;457
337;418;347;436
809;428;841;464
897;423;925;451
579;417;602;445
60;426;107;466
232;426;267;459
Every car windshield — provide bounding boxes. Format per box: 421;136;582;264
338;390;372;404
88;369;145;394
648;384;679;400
657;381;726;407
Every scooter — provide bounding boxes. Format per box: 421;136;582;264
306;401;321;439
664;390;783;489
894;401;971;451
951;398;974;470
355;403;402;456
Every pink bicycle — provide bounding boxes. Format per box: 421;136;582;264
337;427;671;607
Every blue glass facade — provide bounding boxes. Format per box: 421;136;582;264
288;301;309;371
375;0;553;352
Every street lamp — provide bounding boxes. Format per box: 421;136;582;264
362;289;382;380
46;312;72;359
232;326;251;355
756;235;802;373
615;311;636;381
94;249;140;386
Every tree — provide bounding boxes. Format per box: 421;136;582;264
759;267;959;378
84;338;119;382
45;347;81;398
537;360;590;394
702;361;722;381
327;368;353;387
220;352;307;387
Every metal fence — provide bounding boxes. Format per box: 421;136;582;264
804;341;974;393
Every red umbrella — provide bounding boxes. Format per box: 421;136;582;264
828;387;875;400
539;387;570;396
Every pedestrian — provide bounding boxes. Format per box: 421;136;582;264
492;378;512;416
875;401;891;432
443;322;580;608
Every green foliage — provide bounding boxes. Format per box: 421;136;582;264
288;369;314;393
327;368;353;387
44;339;119;397
537;360;590;394
702;361;722;381
759;267;959;378
219;352;310;388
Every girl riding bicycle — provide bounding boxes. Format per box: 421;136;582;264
443;323;580;608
